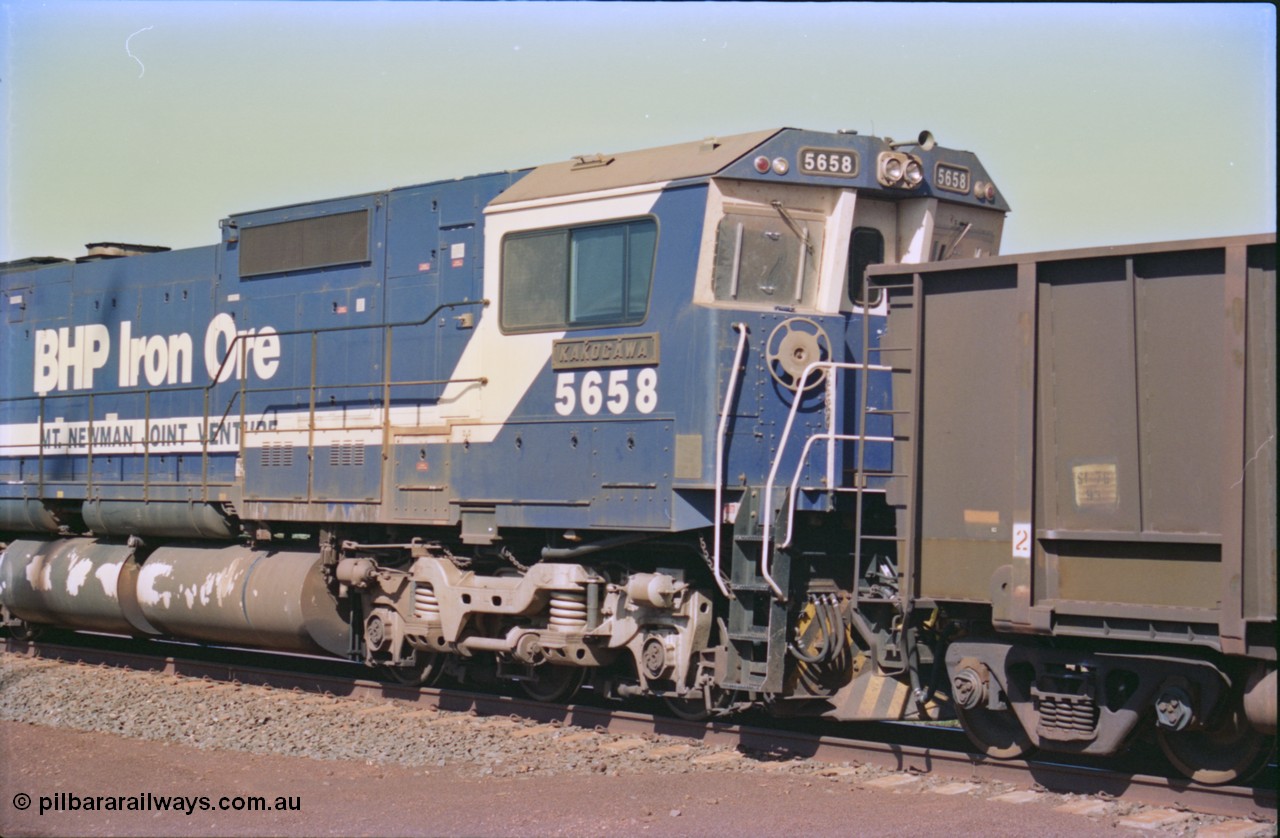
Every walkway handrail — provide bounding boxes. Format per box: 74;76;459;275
760;359;893;602
711;323;749;599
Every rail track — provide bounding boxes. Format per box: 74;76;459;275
3;632;1275;824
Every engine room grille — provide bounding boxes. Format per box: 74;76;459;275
238;209;370;278
260;443;293;467
330;441;365;467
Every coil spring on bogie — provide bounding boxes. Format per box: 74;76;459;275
1036;694;1100;737
413;583;441;624
548;589;588;631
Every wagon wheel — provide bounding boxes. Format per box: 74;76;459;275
765;317;831;391
1157;699;1275;785
518;665;586;704
950;658;1034;759
382;651;444;687
954;700;1035;760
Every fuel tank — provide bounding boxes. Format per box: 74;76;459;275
134;542;349;656
0;538;155;635
0;538;350;656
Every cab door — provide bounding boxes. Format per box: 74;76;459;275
841;198;896;312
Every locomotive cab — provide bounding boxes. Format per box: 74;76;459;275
695;176;1006;317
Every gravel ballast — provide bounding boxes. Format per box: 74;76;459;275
0;653;764;777
2;652;1275;837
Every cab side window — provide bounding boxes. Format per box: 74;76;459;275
501;218;656;333
847;226;885;309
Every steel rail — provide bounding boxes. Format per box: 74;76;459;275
4;636;1274;822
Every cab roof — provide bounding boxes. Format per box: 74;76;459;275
489;128;782;206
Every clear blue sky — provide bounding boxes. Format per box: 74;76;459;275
1;2;1274;261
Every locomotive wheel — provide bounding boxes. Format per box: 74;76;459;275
954;701;1034;760
1157;701;1275;786
7;620;44;642
518;664;586;703
663;687;738;722
382;652;443;687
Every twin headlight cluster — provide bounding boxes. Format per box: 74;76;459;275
876;151;925;189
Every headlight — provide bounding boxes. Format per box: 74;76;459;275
876;152;923;189
878;154;904;185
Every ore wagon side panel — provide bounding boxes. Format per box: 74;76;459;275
873;234;1276;658
1243;243;1276;639
897;263;1025;604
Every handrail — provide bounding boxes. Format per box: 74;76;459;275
203;298;490;499
0;375;486;450
777;431;895;549
852;269;899;613
204;298;489;430
711;323;749;599
760;359;893;602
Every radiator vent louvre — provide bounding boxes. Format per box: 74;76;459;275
260;443;293;467
330;441;365;467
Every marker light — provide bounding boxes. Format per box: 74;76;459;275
772;157;790;175
754;156;771;174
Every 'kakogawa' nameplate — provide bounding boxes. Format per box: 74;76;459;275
552;334;660;370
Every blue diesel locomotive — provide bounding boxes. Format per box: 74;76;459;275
1;128;1273;783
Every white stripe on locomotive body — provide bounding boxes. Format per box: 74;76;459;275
899;199;937;264
0;412;369;457
815;189;858;313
